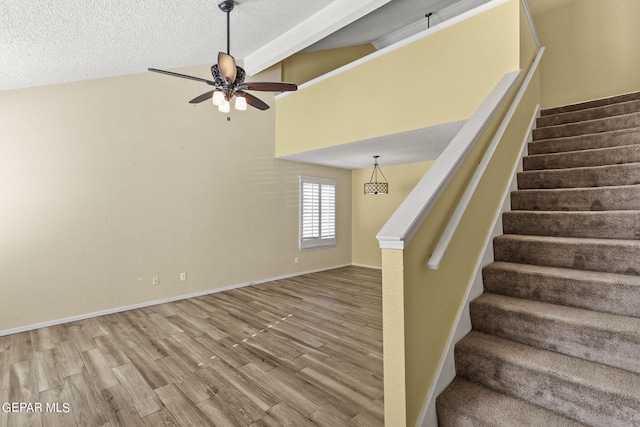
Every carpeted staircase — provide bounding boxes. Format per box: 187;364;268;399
436;91;640;426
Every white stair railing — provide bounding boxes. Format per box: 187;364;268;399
428;47;545;269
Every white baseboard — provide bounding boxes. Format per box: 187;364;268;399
351;263;383;270
0;264;351;337
418;106;539;427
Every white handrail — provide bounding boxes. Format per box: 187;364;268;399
428;47;545;269
376;71;520;249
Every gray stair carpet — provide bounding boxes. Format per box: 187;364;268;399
436;91;640;426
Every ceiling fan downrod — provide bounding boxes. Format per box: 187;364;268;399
147;0;297;115
218;0;235;55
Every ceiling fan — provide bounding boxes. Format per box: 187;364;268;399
148;0;297;113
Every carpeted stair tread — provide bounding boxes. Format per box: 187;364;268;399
523;143;640;171
455;331;640;426
537;99;640;128
470;293;640;373
541;91;640;116
483;262;640;318
436;378;588;427
502;210;640;240
510;184;640;211
517;162;640;189
529;127;640;155
533;112;640;140
438;92;640;426
493;234;640;275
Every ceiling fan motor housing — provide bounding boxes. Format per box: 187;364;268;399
211;63;245;86
147;0;296;112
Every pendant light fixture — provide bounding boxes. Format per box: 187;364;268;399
364;156;389;195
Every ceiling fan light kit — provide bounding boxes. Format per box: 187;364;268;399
234;95;247;111
212;90;225;106
147;0;297;115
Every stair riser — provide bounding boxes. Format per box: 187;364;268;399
538;100;640;128
483;263;640;318
442;91;640;426
470;300;640;373
493;237;640;275
510;186;640;211
541;92;640;116
437;379;588;427
533;113;640;140
517;163;640;189
529;128;640;155
455;343;640;426
523;144;640;171
502;211;640;240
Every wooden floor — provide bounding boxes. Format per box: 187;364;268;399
1;266;383;427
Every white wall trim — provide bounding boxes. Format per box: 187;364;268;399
0;264;351;337
276;0;510;98
351;263;383;270
417;105;539;427
371;0;493;50
521;0;541;48
427;47;545;269
244;0;392;76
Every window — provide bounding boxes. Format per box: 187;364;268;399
299;176;337;250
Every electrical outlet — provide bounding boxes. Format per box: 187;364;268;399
152;276;159;286
294;257;299;264
180;273;187;282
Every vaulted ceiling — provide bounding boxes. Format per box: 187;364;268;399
2;0;489;92
3;0;496;170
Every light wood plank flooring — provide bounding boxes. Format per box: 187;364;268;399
1;266;383;426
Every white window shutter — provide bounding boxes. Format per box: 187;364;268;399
320;184;336;239
300;177;337;250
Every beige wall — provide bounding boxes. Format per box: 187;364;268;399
276;0;521;158
376;1;523;424
529;0;640;109
351;162;433;269
389;68;540;427
282;44;377;86
0;65;352;332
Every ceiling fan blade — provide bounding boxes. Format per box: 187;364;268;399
217;52;237;84
239;82;298;92
148;68;216;85
239;91;270;110
189;90;215;104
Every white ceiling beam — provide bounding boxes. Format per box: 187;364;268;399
243;0;392;76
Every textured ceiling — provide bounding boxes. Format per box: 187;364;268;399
1;0;334;91
306;0;491;51
279;121;467;170
0;0;488;92
2;0;491;169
